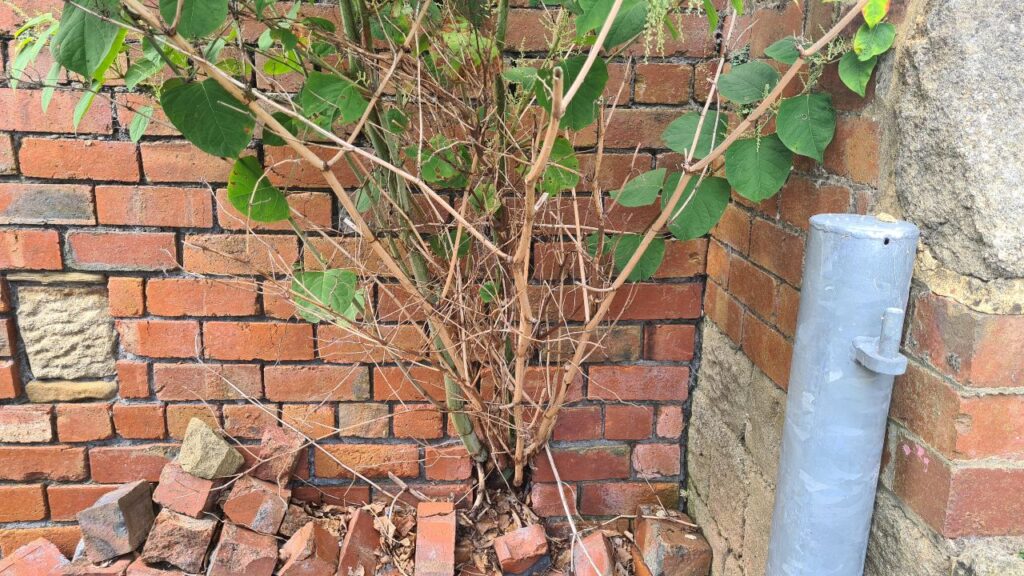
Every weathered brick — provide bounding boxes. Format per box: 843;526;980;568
216;189;333;231
112;403;166;439
605;405;653;440
264;145;360;188
88;445;175;483
116;360;150;398
0;229;62;270
414;502;456;576
644;324;696;362
19;138;138;181
0;183;95;225
0;317;14;356
742;314;792;388
635;63;693;104
56;403;112;442
0;134;13;174
712;203;753;254
532;446;631;482
282;404;336;440
264;364;368;401
778;176;851;231
633;444;681;478
224;404;279;440
579;482;679;516
322;324;427;365
823;116;880;186
393;404;443;439
749;218;804;286
314;444;420;478
67;231;178;271
588;366;688;401
0;446;87;481
0;405;52;443
372;366;445;402
0;484;46;522
0;536;69;574
553;406;602;441
140;141;234;183
337;403;389;438
166;404;222;439
183;234;299;276
108;277;145;317
117;319;201;358
529;483;578;517
47;484;118;522
0;88;112;133
705;280;743;344
0;526;80;559
0;360;23;399
656;406;684;439
204;321;314;361
95;185;213;227
147;278;259;317
729;258;777;319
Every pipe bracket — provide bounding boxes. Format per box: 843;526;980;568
853;336;908;376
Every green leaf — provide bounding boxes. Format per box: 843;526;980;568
51;0;122;79
661;174;730;240
227;156;289;222
124;56;164;90
575;0;647;47
612;234;665;281
718;61;780;105
160;77;255;157
764;37;802;65
430;230;472;259
540;136;580;196
702;0;719;33
73;83;99;129
40;61;61;111
611;168;665;207
724;135;793;202
502;66;538;90
586;232;608;257
662;111;728;159
11;25;56;89
535;55;608;131
299;72;369;125
776;93;836;162
470;184;501;215
853;22;895;61
730;0;744;15
159;0;228;38
862;0;890;28
128;106;152;142
838;51;877;97
292;269;358;323
479;282;499;303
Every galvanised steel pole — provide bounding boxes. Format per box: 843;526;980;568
766;214;919;576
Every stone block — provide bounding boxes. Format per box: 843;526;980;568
954;537;1024;576
744;369;786;485
25;380;117;403
207;523;278;576
151;462;219;518
864;488;954;576
222;475;291;535
494;524;549;575
279;521;339;576
251;426;305;485
141;509;218;573
338;508;380;576
77;481;154;563
176;418;243;480
632;506;711;576
0;538;69;575
572;532;614;576
0;405;53;443
741;471;775;576
414;502;456;576
16;286;116;380
279;504;314;538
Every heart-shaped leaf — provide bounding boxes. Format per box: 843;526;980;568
159;0;228;38
612;234;665;281
611;168;665;207
661;174;730;240
776;93;836;162
853;22;895;61
227;156;289;222
160;77;255;157
838;51;877;97
292;269;358;323
718;61;780;105
662;111;728;159
725;135;793;202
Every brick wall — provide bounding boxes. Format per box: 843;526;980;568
690;1;1024;575
0;0;738;557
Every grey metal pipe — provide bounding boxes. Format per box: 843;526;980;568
766;214;919;576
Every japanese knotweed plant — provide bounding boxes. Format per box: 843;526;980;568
14;0;895;488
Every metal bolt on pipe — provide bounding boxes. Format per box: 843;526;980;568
766;214;919;576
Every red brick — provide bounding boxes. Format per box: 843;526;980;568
56;403;112;442
749;219;804;286
705;281;743;344
588;366;688;401
264;145;360;188
0;446;87;481
729;258;777;319
224;404;278;440
746;3;804;56
635;63;693;104
183;233;298;276
778;176;851;231
587;283;702;321
116;360;149;398
147;278;259;317
0;278;9;311
140;141;234;183
373;366;445;402
314;444;420;478
530;483;578;517
823;116;880;186
712;204;752;254
494;524;548;575
152;462;218;519
605;405;654;440
19;138;138;181
0;183;95;225
579;482;679;516
424;445;472;481
0;134;13;174
291;485;370;507
222;475;290;534
644;324;696;361
775;283;801;337
0;405;50;443
393;404;443;439
553;406;602;441
599;108;679;149
0;537;68;574
414;502;456;576
96;186;213;227
909;292;1023;388
204;321;314;361
0;0;60;31
88;445;175;483
0;87;112;133
742;315;792;388
117;319;201;358
0;317;15;358
108;277;144;317
47;484;118;521
282;404;336;440
322;324;427;365
0;484;46;522
166;404;221;439
216;189;332;231
0;229;62;270
112;403;166;440
658;239;707;279
632;444;680;478
1;361;25;399
67;231;177;271
656;406;684;439
264;364;368;401
532;446;630;482
114;93;178;136
0;526;80;559
706;239;730;286
573;532;614;576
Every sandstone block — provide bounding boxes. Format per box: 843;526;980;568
279;521;339;576
141;509;218;573
414;502;455;576
16;286;116;380
337;509;381;576
26;380;117;402
573;533;613;576
494;524;549;575
176;418;243;480
222;475;291;535
0;538;69;575
252;426;305;485
207;523;278;576
151;462;218;518
279;504;314;538
0;405;53;443
77;480;154;563
632;506;712;576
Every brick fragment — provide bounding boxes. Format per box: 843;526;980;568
125;557;184;575
77;480;155;563
207;523;278;576
573;532;614;576
177;418;244;480
414;502;456;576
152;462;219;519
222;475;291;535
60;556;133;575
141;509;218;573
47;485;117;522
279;505;314;538
252;426;305;484
0;538;69;575
337;509;380;576
632;506;712;576
494;524;549;575
278;521;339;576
